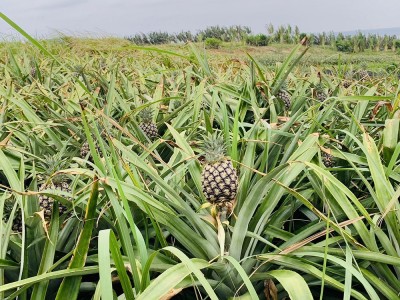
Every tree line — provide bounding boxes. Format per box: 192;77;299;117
125;24;400;53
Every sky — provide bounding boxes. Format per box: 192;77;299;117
1;0;400;38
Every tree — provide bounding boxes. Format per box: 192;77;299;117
336;39;353;53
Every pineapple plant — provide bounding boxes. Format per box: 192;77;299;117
315;83;327;102
275;82;291;110
200;133;238;210
139;107;158;139
38;155;72;220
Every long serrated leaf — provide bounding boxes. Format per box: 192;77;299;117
55;177;99;300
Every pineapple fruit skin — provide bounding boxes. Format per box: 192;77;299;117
314;84;327;102
12;213;23;232
316;90;327;102
201;159;238;206
39;181;71;220
80;141;102;162
358;69;369;81
2;206;23;233
276;89;291;110
322;152;335;168
343;80;351;88
80;142;91;159
139;122;158;138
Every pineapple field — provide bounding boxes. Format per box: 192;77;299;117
1;16;400;300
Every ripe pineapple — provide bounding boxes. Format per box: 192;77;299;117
38;155;72;220
139;108;158;138
200;134;238;208
315;83;327;102
276;82;291;110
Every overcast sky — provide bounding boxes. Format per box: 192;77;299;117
1;0;400;38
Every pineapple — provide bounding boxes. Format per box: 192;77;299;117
343;80;351;88
2;197;23;232
80;129;109;162
200;134;238;209
30;67;36;78
38;155;72;220
358;64;369;81
12;212;23;232
315;83;327;102
139;108;158;139
322;152;335;168
80;141;102;162
275;82;291;110
80;142;91;159
342;71;353;88
358;70;369;81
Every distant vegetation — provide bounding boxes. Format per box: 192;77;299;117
125;24;400;53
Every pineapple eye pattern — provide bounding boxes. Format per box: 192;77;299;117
201;160;238;205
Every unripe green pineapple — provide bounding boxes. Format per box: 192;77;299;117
38;155;72;220
80;142;91;159
2;197;23;232
139;108;158;138
80;141;102;162
315;83;327;102
275;82;291;110
200;134;238;208
80;129;109;161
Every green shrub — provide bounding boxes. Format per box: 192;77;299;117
246;34;269;46
205;38;222;49
336;39;353;53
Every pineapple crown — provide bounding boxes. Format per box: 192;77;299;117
38;153;69;184
279;81;288;91
139;107;154;123
73;65;85;75
202;132;227;163
315;82;324;91
344;71;352;79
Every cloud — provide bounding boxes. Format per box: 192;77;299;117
2;0;400;38
32;0;87;10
